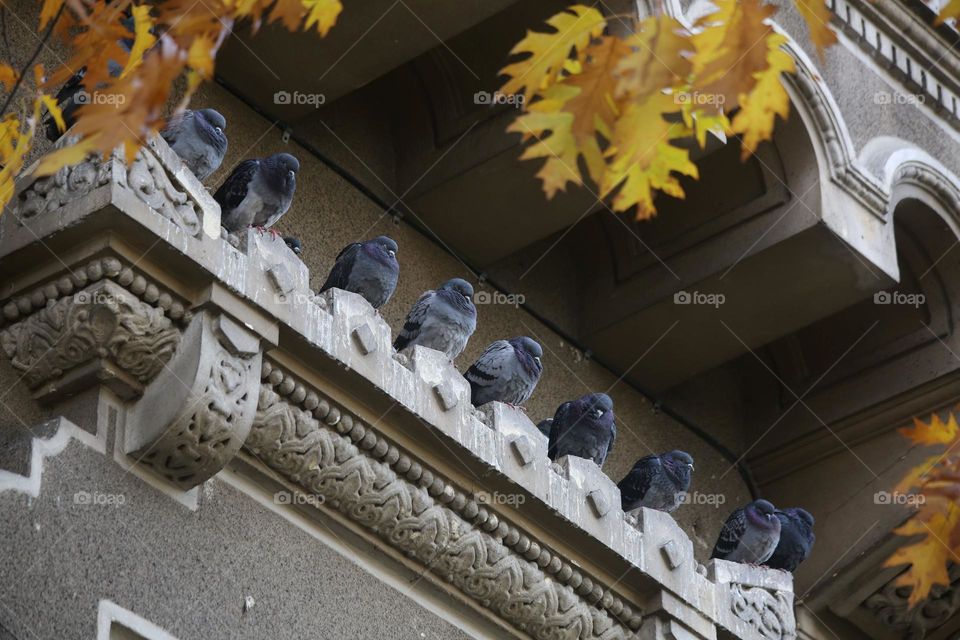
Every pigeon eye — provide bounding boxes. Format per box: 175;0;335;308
387;249;396;258
215;126;223;134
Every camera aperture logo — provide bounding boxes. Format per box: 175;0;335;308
74;490;125;506
274;90;326;108
874;291;925;308
475;491;525;507
474;290;525;308
474;91;525;108
874;490;925;507
274;490;325;507
673;290;725;308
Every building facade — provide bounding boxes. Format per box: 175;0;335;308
1;0;960;638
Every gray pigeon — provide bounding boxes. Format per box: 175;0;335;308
214;153;300;233
318;236;399;309
711;499;782;564
763;508;815;572
161;109;228;180
618;450;694;513
465;337;543;407
394;278;477;359
283;236;303;256
547;393;616;467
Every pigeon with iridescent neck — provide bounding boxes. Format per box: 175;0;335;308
711;499;782;564
215;153;299;234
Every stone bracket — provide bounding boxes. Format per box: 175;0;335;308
124;310;262;489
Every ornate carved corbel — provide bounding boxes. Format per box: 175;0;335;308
0;271;182;401
124;310;263;489
708;559;797;640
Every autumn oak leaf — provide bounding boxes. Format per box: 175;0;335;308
793;0;837;59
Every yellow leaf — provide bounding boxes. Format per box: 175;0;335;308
34;136;100;176
303;0;343;37
901;412;959;447
0;63;17;91
885;506;960;606
500;5;606;102
601;92;697;219
508;84;584;198
691;0;777;113
187;35;215;79
614;16;692;101
563;36;633;183
935;0;960;25
41;94;66;134
39;0;65;31
793;0;837;59
121;4;157;78
895;454;947;495
730;34;794;159
269;0;305;30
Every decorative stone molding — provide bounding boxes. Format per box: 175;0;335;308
124;310;263;490
862;564;960;640
248;358;641;639
709;560;797;640
16;149;112;223
0;136;798;640
118;145;203;237
0;273;182;401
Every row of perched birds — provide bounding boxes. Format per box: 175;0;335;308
46;87;813;572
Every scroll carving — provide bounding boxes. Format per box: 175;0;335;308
0;279;179;393
125;311;261;489
247;369;636;640
16;154;111;223
119;148;202;236
730;583;796;640
862;564;960;640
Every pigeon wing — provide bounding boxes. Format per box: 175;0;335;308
617;455;659;510
394;290;435;351
547;401;575;460
160;111;191;146
214;159;259;213
319;243;362;293
465;340;512;402
712;508;747;559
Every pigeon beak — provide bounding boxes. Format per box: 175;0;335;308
688;463;695;471
534;356;541;366
594;409;603;418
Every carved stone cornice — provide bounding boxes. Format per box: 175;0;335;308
0;134;797;640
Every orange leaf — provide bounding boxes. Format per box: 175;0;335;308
793;0;837;59
0;64;17;91
900;412;959;447
39;0;65;30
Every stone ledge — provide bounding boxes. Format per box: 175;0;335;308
0;138;797;640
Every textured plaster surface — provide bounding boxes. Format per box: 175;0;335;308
0;437;473;640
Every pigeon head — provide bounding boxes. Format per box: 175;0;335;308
263;153;299;192
195;109;228;153
283;236;303;255
440;278;474;300
199;109;226;131
363;235;399;267
662;450;694;487
578;392;614;429
786;507;815;530
747;499;780;530
509;336;543;376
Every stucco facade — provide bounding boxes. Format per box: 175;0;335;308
2;0;960;638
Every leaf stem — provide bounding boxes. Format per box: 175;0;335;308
0;1;67;118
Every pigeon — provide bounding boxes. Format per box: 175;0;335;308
283;236;303;256
618;450;694;514
547;393;616;467
214;153;300;234
763;508;815;572
536;418;553;439
465;337;543;407
161;109;228;180
318;236;399;309
711;499;782;564
394;278;477;360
